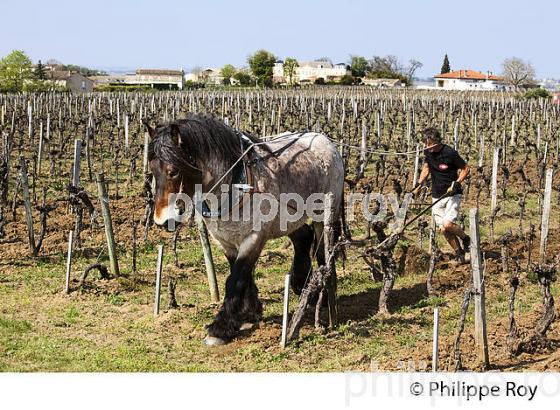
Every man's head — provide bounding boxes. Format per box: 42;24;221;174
422;127;443;153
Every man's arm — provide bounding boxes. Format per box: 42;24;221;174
418;163;430;185
456;164;470;184
412;163;430;195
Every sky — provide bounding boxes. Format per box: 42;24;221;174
1;0;558;78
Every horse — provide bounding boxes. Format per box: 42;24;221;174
145;114;344;346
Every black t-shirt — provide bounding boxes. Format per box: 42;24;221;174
424;144;467;198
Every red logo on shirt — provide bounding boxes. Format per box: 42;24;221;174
438;163;449;170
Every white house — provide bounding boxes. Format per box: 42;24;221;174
434;70;511;91
92;69;184;90
273;60;349;84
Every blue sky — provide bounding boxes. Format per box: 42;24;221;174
1;0;558;78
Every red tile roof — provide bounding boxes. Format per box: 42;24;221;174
435;70;504;81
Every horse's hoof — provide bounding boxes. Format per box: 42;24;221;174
240;322;255;331
204;335;226;346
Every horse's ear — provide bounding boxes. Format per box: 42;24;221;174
170;124;182;146
142;119;155;140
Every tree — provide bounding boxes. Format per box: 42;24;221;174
34;60;47;80
339;75;358;85
406;59;423;83
502;57;536;91
366;55;409;85
283;57;299;85
349;55;369;78
523;88;551;99
220;64;237;85
233;71;253;86
191;66;203;76
247;49;276;87
441;54;451;74
64;64;107;76
316;57;332;64
0;50;35;92
46;58;62;66
369;55;402;74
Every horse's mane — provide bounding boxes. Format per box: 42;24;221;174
148;114;261;171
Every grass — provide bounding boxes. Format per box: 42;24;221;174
1;209;559;372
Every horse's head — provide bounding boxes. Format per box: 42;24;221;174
144;120;203;229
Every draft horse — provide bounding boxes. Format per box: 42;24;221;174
146;114;344;345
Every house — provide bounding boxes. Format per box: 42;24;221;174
183;68;226;85
45;71;94;92
362;78;404;88
273;60;350;84
91;69;184;90
434;70;511;91
128;69;184;89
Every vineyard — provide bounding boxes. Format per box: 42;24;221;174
0;88;559;371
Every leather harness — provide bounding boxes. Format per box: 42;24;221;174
200;132;304;219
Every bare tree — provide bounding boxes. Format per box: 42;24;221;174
369;55;402;74
316;57;333;64
191;66;203;75
502;57;535;91
406;59;423;83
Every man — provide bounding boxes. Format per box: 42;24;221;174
413;127;471;262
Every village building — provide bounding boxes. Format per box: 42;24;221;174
45;71;94;92
273;60;349;84
91;69;184;90
184;68;229;85
130;69;184;89
434;70;511;91
362;78;404;88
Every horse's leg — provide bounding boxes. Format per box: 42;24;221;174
205;234;264;346
222;250;261;326
239;270;263;327
312;221;326;266
288;224;314;295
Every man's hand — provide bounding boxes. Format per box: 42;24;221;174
446;181;461;196
411;184;422;196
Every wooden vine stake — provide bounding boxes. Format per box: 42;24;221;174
72;139;82;188
154;244;163;316
280;274;291;348
432;307;439;372
469;208;490;369
65;230;73;294
143;130;150;177
96;173;120;276
490;147;499;214
539;168;553;263
324;192;337;327
197;218;219;303
19;156;36;256
412;144;420;187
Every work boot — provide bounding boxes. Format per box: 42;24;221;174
454;248;466;264
462;235;471;253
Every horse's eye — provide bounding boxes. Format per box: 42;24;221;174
168;170;179;178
